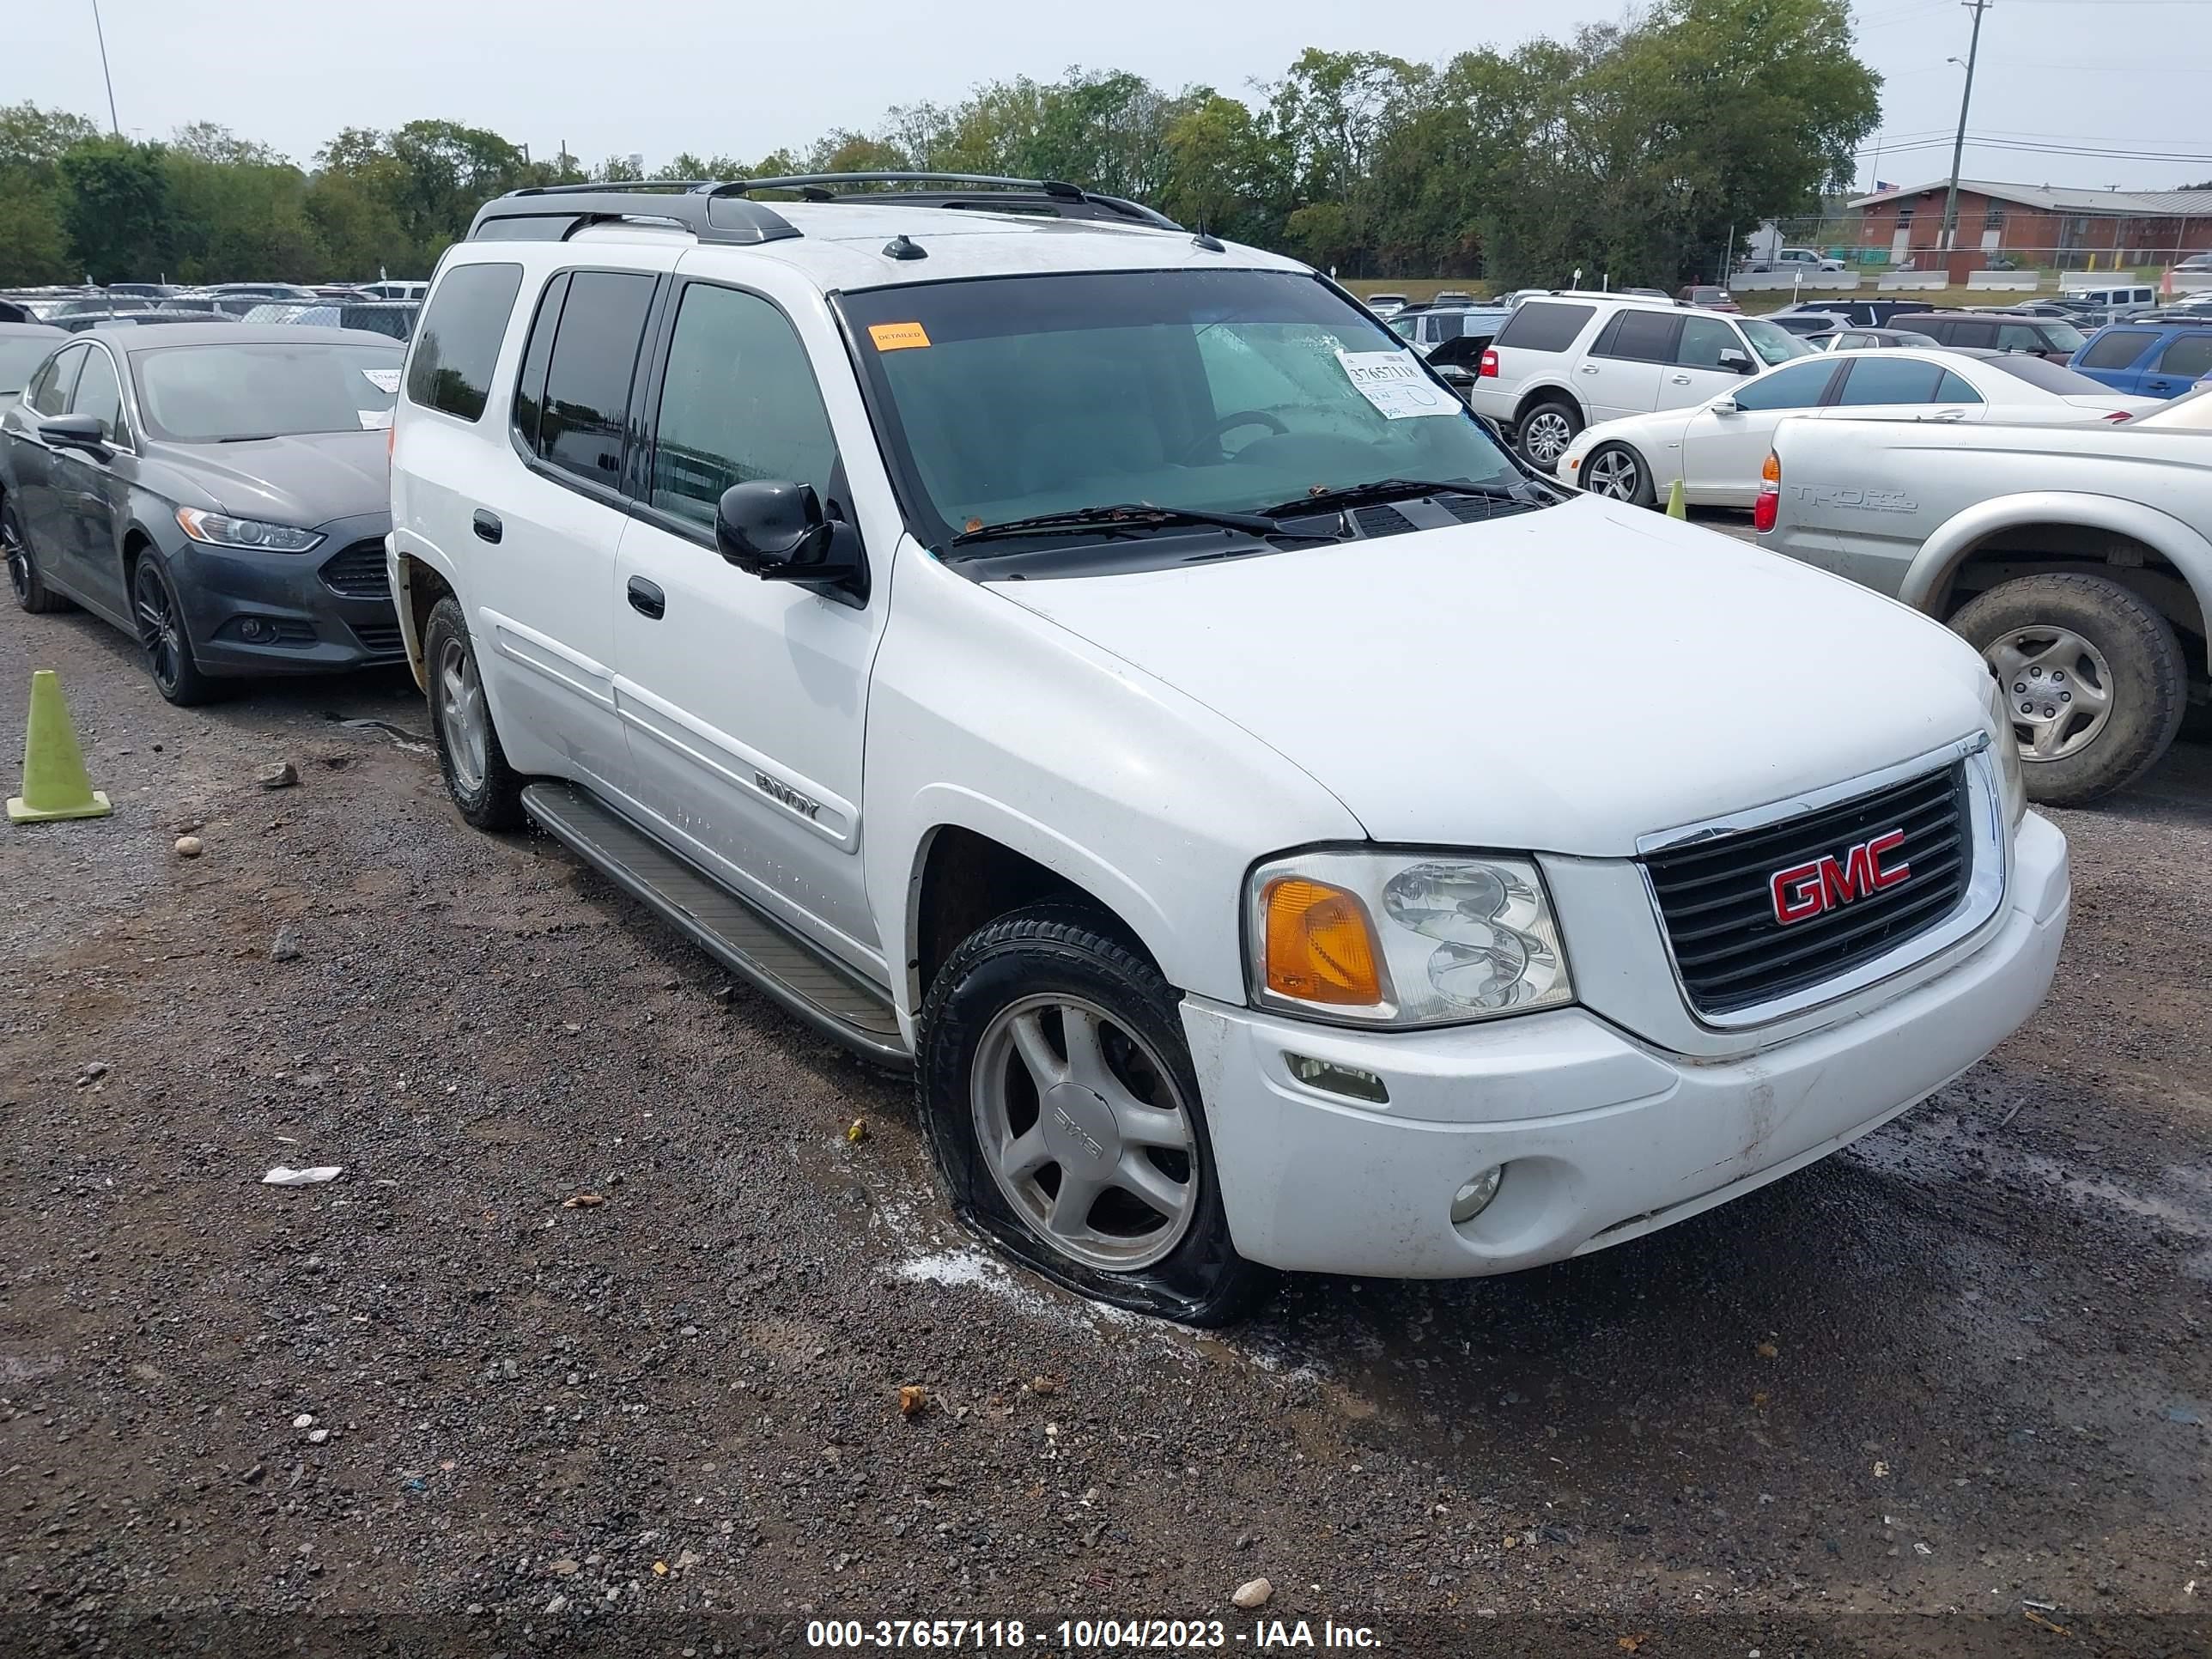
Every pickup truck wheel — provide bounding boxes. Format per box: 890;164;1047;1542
1581;442;1656;506
918;904;1265;1326
1516;398;1581;472
423;595;526;830
1952;573;2185;805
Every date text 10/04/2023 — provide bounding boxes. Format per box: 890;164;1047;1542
804;1618;1385;1650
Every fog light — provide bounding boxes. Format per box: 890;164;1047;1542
1449;1165;1504;1224
1283;1053;1389;1104
240;617;272;642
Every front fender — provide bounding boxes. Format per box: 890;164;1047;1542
1905;490;2212;662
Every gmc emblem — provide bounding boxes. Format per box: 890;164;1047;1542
1769;829;1911;926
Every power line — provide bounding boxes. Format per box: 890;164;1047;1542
1940;0;1992;252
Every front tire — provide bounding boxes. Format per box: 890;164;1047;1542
1516;398;1582;473
423;595;526;830
131;554;216;706
4;500;68;614
917;903;1266;1325
1580;441;1656;506
1951;573;2185;805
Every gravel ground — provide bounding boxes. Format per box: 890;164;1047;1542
3;599;2209;1659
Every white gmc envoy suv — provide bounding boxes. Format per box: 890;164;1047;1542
387;174;2070;1323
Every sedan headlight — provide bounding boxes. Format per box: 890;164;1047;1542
175;507;322;553
1984;676;2028;827
1247;849;1573;1027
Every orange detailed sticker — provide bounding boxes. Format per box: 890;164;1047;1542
869;321;931;351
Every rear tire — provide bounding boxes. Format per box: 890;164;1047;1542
4;499;68;614
917;902;1267;1326
1951;573;2185;805
1516;398;1582;473
423;595;526;830
1580;441;1656;506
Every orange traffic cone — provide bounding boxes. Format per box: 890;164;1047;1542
8;669;112;823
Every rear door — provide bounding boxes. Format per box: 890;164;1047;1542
1815;354;1985;428
49;340;134;615
1577;308;1676;422
1677;356;1843;505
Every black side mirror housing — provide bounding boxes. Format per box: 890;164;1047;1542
1718;349;1754;375
714;480;866;599
39;414;110;455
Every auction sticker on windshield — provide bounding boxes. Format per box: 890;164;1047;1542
362;368;401;394
1336;349;1455;418
868;322;932;352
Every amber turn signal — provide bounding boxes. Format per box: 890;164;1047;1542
1263;877;1384;1006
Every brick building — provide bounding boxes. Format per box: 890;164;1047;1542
1848;179;2212;277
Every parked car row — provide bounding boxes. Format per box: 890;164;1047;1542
5;174;2069;1326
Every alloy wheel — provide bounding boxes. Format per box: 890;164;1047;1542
969;993;1200;1273
1583;447;1642;500
1984;627;2115;762
132;562;185;696
435;633;489;793
1522;410;1573;466
3;508;27;603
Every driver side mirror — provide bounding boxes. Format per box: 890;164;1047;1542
1711;397;1742;416
39;414;111;456
714;481;866;598
1717;349;1754;375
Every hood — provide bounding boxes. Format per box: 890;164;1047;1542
150;428;390;528
989;495;1993;855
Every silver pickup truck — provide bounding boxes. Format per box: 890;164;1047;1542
1760;389;2210;803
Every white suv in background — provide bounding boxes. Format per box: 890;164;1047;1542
386;176;2067;1325
1469;293;1814;471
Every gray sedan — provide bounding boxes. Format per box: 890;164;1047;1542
1;323;404;703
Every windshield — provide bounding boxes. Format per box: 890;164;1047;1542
838;269;1522;548
1741;317;1814;365
132;340;403;441
2041;322;2088;352
1984;356;2117;397
0;337;58;393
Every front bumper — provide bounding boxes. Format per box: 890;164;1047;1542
172;511;404;678
1182;811;2069;1278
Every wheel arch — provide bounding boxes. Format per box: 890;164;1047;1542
898;803;1177;1024
1513;380;1583;424
394;551;453;694
1905;494;2212;671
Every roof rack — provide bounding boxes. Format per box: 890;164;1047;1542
466;172;1182;246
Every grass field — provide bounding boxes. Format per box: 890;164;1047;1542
1337;276;2013;315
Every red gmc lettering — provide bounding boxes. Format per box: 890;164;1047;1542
1769;829;1910;926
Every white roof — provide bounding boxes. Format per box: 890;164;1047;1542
1849;179;2212;217
568;201;1310;291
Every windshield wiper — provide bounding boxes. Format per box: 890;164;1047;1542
948;502;1284;548
1261;477;1523;517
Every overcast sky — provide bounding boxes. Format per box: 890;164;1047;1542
5;0;2209;195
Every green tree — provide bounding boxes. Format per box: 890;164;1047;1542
59;137;174;283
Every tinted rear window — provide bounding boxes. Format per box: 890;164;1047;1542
1986;356;2117;395
524;270;657;488
1496;301;1595;353
2079;330;2154;371
1593;309;1678;362
405;261;522;422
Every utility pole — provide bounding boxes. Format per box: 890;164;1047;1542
90;0;120;135
1939;0;1992;258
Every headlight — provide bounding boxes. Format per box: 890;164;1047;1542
175;507;322;553
1984;676;2028;827
1247;849;1573;1027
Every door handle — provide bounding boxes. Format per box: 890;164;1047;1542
1931;409;1966;422
471;509;502;544
627;576;665;620
1670;374;1692;384
1578;365;1600;374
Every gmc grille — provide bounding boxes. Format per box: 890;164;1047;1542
1644;761;1972;1018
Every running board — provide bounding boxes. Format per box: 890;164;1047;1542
520;781;910;1067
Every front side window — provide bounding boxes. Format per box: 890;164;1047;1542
2078;330;2155;371
530;270;657;488
1676;315;1741;369
70;348;126;443
404;261;522;422
1997;324;2048;355
2157;333;2212;379
1729;358;1839;411
648;283;839;528
133;342;404;441
28;344;84;416
839;269;1521;548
